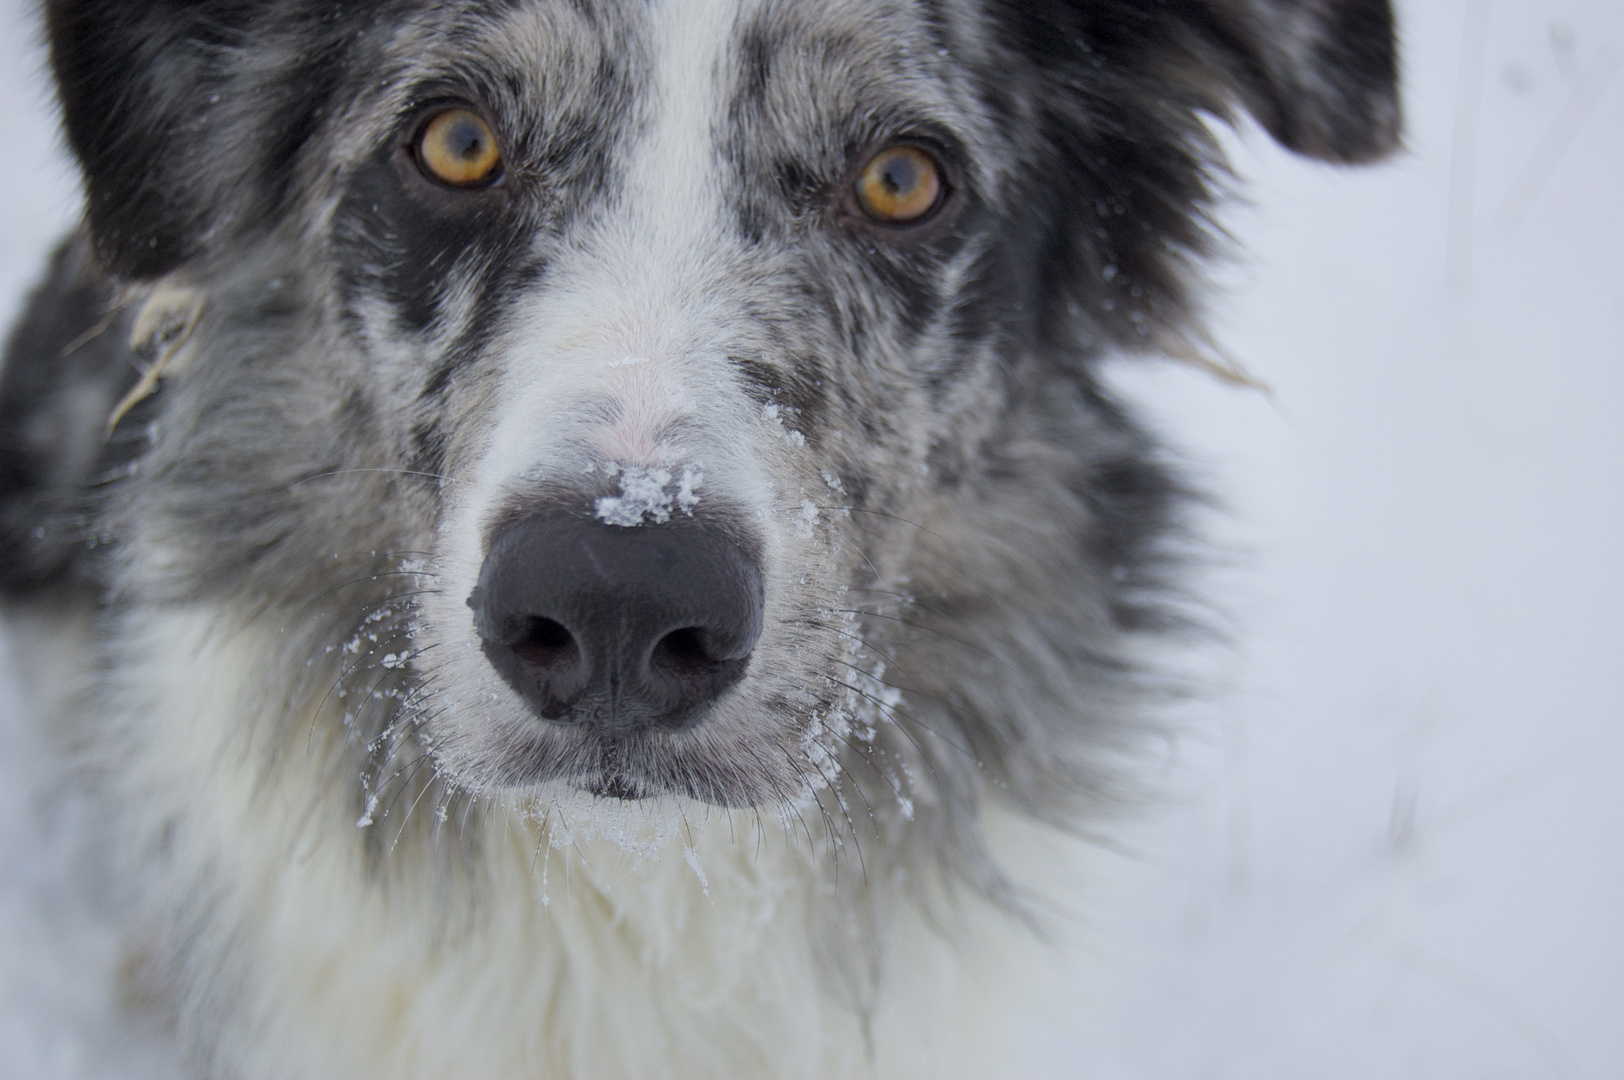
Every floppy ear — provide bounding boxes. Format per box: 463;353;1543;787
46;0;363;279
1193;0;1400;162
49;1;240;278
980;0;1398;358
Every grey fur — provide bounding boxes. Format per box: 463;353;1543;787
2;0;1398;1073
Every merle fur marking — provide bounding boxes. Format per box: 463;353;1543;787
2;2;1397;1076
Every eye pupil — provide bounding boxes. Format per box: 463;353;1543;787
448;121;486;160
879;158;917;196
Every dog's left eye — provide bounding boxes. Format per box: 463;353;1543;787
854;145;945;225
416;108;503;188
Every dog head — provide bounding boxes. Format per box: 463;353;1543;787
40;0;1397;815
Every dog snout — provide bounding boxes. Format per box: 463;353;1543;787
468;513;764;734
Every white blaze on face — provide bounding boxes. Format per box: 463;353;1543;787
638;0;749;233
592;355;694;466
463;0;762;503
410;0;821;801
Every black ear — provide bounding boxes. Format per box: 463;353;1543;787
979;0;1399;358
1193;0;1401;162
46;0;363;279
48;1;245;278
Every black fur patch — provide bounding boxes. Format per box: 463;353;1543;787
0;235;140;595
47;0;390;278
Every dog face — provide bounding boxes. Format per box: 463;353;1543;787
31;0;1396;814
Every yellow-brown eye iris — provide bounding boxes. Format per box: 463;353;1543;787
853;145;944;224
417;108;502;188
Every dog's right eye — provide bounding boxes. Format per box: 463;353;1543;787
416;108;503;188
853;145;946;225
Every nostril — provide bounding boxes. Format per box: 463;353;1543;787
652;627;716;672
513;617;574;666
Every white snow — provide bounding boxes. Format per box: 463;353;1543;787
795;498;819;539
3;0;1622;1075
761;402;806;446
674;465;703;514
594;464;703;526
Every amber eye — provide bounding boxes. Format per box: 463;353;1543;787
853;145;945;224
416;108;503;188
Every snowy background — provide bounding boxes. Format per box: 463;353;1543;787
1;0;1620;1076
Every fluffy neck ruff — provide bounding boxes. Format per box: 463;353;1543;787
99;605;1077;1080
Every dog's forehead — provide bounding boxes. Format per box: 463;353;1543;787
325;0;1007;368
469;0;957;72
374;0;993;161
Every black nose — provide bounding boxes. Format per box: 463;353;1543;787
468;514;764;733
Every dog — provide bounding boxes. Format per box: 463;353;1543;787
0;1;1398;1076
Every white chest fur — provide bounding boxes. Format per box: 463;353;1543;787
98;607;1081;1080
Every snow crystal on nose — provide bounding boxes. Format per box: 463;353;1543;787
595;464;704;526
